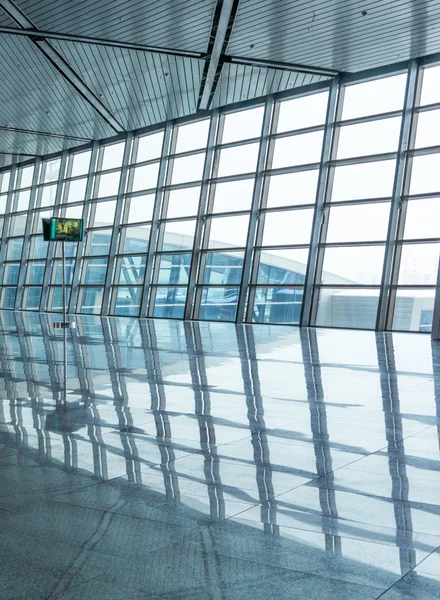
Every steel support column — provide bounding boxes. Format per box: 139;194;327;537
101;133;133;315
14;157;41;309
236;96;274;323
300;78;340;326
139;124;173;317
376;60;419;331
184;112;219;320
0;163;18;286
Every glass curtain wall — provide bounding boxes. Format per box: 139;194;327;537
1;60;440;332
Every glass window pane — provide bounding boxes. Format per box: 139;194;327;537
64;204;83;219
420;65;440;106
26;261;46;284
9;214;27;236
0;195;7;214
398;243;440;285
23;287;41;310
94;171;120;198
19;166;34;188
101;142;125;171
336;117;401;159
93;200;117;227
404;198;440;239
170;153;205;184
342;74;407;120
393;289;435;332
126;194;155;223
262;209;314;246
30;236;48;259
175;120;210;153
39;184;57;207
409;154;440;195
162;220;196;251
79;287;104;314
131;163;160;192
321;246;385;285
135;131;164;163
53;259;75;285
208;215;249;248
112;287;141;316
266;170;319;208
84;258;108;285
257;248;309;284
66;177;87;203
116;256;146;285
7;238;23;260
414;110;440;148
331;161;396;201
211;179;254;213
199;287;239;321
42;159;61;183
49;287;71;312
157;253;191;285
4;263;20;285
252;287;304;324
276;91;329;133
153;287;187;318
271;131;323;169
87;230;112;256
203;251;244;285
71;151;91;177
222;107;265;144
166;187;200;218
316;289;380;329
0;171;11;193
1;287;16;309
14;189;31;211
326;203;390;243
120;225;150;254
217;143;259;177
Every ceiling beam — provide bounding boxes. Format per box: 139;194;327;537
0;125;90;142
225;55;341;78
0;25;204;59
0;0;124;134
198;0;240;111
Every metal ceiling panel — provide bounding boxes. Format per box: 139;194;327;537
52;40;205;130
14;0;217;53
211;62;329;108
228;0;438;73
0;128;82;157
0;8;17;26
0;35;115;140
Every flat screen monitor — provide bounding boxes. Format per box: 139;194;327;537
42;217;84;242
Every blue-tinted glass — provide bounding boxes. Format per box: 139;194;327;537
84;258;107;285
4;264;20;285
7;238;24;260
31;236;49;259
117;256;146;285
199;287;239;321
87;231;111;256
79;287;104;314
113;287;141;316
203;252;244;285
153;287;187;318
54;259;75;285
24;287;41;310
252;287;304;324
27;262;45;284
50;287;71;312
121;226;150;254
157;253;191;285
2;287;16;309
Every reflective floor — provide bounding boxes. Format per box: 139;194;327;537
0;311;439;599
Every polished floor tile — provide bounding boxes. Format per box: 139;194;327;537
0;311;439;599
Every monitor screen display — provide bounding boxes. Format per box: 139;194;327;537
42;217;84;242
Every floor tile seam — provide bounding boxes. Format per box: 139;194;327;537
373;542;440;599
43;570;107;600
